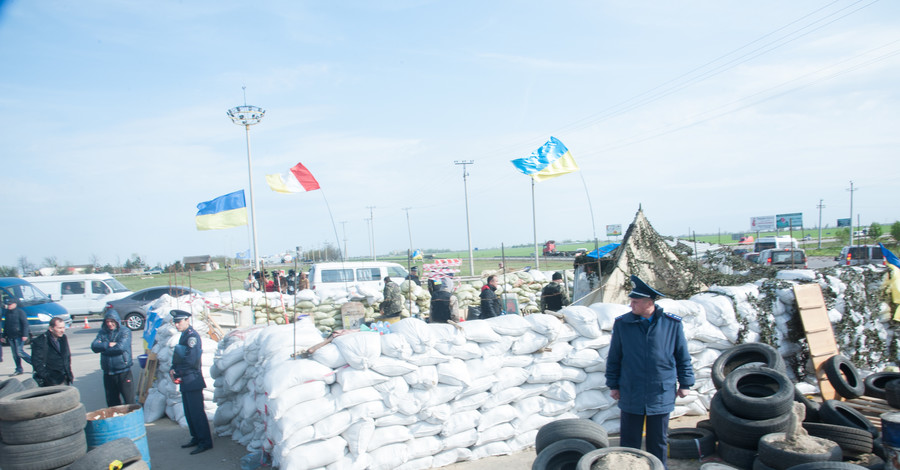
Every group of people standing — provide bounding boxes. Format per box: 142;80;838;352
244;269;309;294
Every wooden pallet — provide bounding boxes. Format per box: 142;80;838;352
137;352;158;404
845;396;897;432
794;284;839;401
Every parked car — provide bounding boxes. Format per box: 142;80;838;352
23;273;132;317
308;261;409;297
742;252;760;264
835;245;884;266
758;248;808;268
0;277;72;339
103;285;202;331
144;268;163;275
732;248;750;258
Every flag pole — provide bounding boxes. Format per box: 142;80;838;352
318;190;344;263
532;178;540;270
579;172;598;247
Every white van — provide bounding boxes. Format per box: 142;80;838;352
753;236;798;253
308;262;409;297
24;273;132;316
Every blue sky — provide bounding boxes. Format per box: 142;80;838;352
1;1;898;269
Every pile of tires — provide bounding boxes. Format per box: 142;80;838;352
0;385;87;470
709;343;794;469
532;418;609;470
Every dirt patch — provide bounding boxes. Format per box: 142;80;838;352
590;452;652;469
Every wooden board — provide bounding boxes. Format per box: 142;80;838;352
794;284;839;401
137;352;158;404
341;302;366;330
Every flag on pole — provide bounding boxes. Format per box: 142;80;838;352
880;243;900;269
266;162;321;193
511;136;580;182
195;190;248;231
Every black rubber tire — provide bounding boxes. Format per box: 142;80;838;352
576;447;664;470
0;430;87;470
819;400;879;438
0;385;80;421
757;432;842;469
802;422;874;456
785;462;871;469
710;392;793;449
0;403;86;445
873;436;885;460
696;419;716;434
534;418;609;455
122;460;150;470
863;372;900;400
712;342;786;390
532;438;598;470
794;385;821;422
67;437;142;470
824;355;866;400
721;367;794;420
884;379;900;408
667;427;716;459
0;378;24;398
717;439;759;469
20;378;38;390
754;458;779;470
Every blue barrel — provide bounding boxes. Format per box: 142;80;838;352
881;411;900;470
84;404;151;468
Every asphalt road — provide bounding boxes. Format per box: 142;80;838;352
1;319;247;469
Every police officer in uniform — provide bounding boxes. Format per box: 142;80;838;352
605;275;694;469
169;310;213;455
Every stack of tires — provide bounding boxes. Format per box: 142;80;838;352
709;343;794;469
532;419;609;470
0;385;87;470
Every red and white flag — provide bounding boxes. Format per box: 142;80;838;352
266;162;320;193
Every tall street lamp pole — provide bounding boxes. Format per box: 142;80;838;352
227;91;265;273
455;160;475;276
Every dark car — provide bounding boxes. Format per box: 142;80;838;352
103;286;202;331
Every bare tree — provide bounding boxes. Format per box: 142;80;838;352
42;256;58;268
17;256;35;276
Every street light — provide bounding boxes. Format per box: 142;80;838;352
454;160;475;276
227;91;265;273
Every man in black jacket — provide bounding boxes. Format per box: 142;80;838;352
91;310;135;406
479;275;501;319
31;317;74;386
540;272;570;312
2;298;32;375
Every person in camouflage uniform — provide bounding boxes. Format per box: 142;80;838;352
379;277;403;319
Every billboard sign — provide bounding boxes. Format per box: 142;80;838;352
606;224;622;237
837;218;851;227
750;216;775;231
776;213;803;229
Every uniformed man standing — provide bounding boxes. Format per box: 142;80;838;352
605;275;694;469
169;310;213;455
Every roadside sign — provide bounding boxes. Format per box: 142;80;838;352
750;216;775;231
837;218;851;227
776;212;803;229
606;224;622;236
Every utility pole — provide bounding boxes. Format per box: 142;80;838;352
454;160;476;276
366;206;376;261
365;217;372;260
847;181;857;246
816;199;825;249
340;221;348;260
402;207;413;253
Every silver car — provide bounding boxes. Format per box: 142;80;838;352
102;286;202;330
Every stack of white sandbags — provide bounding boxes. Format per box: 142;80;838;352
140;297;219;426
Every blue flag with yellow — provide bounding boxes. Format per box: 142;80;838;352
195;190;248;231
511;136;580;182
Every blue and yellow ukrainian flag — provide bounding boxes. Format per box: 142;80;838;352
511;136;580;182
195;190;248;231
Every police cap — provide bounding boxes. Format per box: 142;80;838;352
628;275;665;300
171;309;192;322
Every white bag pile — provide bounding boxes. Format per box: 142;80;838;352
200;265;892;469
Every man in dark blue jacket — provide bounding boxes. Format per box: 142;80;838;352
91;310;135;406
605;275;694;469
170;309;212;455
2;298;32;375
